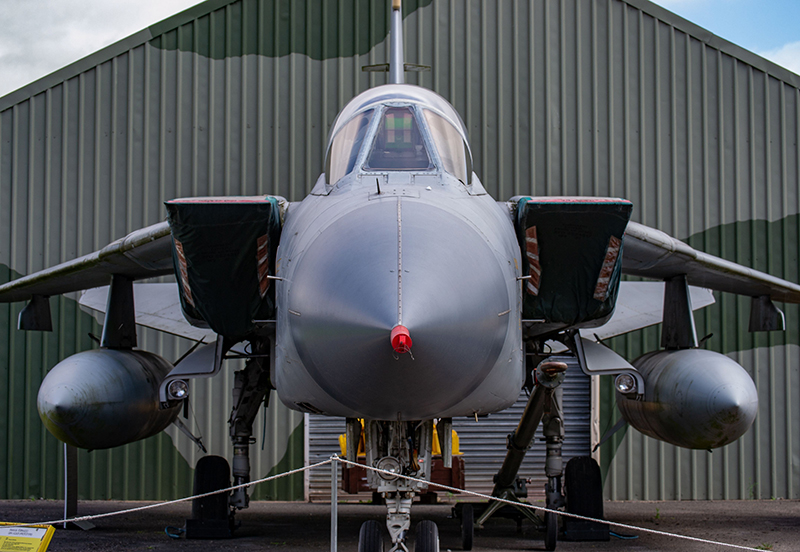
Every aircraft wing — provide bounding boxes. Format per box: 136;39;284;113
0;221;173;303
75;278;713;345
80;283;214;342
622;221;800;303
583;281;714;340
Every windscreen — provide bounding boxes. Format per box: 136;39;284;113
424;109;471;185
326;109;374;185
365;106;433;170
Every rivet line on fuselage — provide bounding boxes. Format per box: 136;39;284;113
397;197;403;326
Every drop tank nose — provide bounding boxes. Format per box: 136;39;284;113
283;198;515;420
617;349;758;449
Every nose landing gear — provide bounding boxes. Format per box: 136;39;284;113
353;420;441;552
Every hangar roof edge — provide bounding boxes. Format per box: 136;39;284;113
1;0;799;114
624;0;800;90
0;0;231;113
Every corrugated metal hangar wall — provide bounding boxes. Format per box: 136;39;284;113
1;0;799;501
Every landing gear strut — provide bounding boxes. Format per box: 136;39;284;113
183;340;272;538
543;381;565;551
476;360;567;550
229;341;273;510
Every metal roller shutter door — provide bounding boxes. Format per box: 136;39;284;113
307;356;591;502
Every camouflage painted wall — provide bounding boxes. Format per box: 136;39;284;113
1;0;799;500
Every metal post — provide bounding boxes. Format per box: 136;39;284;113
63;443;94;531
330;456;338;552
64;443;76;529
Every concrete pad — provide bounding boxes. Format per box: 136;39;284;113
0;499;797;551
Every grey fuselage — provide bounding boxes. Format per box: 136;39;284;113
274;85;524;421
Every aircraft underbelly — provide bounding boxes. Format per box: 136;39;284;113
275;194;523;420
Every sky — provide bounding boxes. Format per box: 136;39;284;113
650;0;800;74
0;0;205;98
0;0;798;99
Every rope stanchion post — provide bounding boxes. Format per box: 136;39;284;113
330;455;338;552
8;458;334;529
0;453;768;552
63;443;94;531
63;443;75;530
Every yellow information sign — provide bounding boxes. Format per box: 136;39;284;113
0;523;55;552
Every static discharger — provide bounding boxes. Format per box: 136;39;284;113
391;325;412;354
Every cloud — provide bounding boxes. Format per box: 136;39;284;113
0;0;203;98
758;42;800;76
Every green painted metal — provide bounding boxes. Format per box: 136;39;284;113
251;422;305;501
1;264;196;500
603;217;800;500
149;0;434;60
1;0;799;501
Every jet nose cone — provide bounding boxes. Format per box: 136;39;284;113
286;198;515;419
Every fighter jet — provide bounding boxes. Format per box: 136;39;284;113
2;1;799;551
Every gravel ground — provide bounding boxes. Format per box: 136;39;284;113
0;498;797;551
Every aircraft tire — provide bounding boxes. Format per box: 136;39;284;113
191;455;231;522
544;511;558;551
358;520;384;552
461;504;474;550
415;520;440;552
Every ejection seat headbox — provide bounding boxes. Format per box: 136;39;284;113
166;196;284;340
514;197;633;326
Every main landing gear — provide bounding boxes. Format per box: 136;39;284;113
473;359;567;551
185;341;272;538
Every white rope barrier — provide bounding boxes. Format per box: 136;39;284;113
338;457;767;552
6;458;334;528
1;454;770;551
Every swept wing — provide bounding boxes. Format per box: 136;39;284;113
0;221;173;303
2;216;798;319
622;221;800;303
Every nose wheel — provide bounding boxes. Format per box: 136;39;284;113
359;520;385;552
414;520;440;552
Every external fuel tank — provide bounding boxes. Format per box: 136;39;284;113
617;349;758;449
37;348;180;449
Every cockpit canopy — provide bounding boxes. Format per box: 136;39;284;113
365;106;432;171
324;86;472;188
